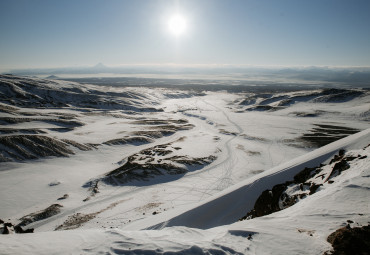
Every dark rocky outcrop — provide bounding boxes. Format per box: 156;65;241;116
249;183;290;217
102;153;216;186
325;225;370;255
240;149;366;221
18;204;63;227
86;139;217;190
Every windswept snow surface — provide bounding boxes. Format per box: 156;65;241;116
0;75;369;254
1;130;369;255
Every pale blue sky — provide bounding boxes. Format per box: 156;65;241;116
1;0;370;71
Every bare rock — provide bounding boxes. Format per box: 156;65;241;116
18;204;63;227
325;224;370;255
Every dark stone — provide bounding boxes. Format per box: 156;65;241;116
2;223;15;234
282;194;298;207
57;194;69;200
243;183;288;219
14;225;34;234
332;160;350;173
344;156;356;162
294;167;317;183
339;149;345;157
2;225;9;234
299;194;307;199
326;225;370;255
309;183;322;195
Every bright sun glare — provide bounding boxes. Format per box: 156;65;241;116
168;14;187;36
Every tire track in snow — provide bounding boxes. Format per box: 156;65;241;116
199;99;243;197
172;98;244;202
157;97;243;205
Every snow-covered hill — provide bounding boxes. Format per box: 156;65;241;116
0;75;369;254
1;129;369;255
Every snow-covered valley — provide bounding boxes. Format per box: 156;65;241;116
0;74;369;254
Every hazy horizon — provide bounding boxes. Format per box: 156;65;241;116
3;62;370;72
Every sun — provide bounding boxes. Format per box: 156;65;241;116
168;14;187;36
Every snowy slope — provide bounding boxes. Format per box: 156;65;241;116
0;130;369;255
0;75;369;254
124;128;370;230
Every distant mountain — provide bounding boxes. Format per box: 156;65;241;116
93;63;107;69
46;75;60;79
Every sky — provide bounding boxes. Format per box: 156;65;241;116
1;0;370;71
